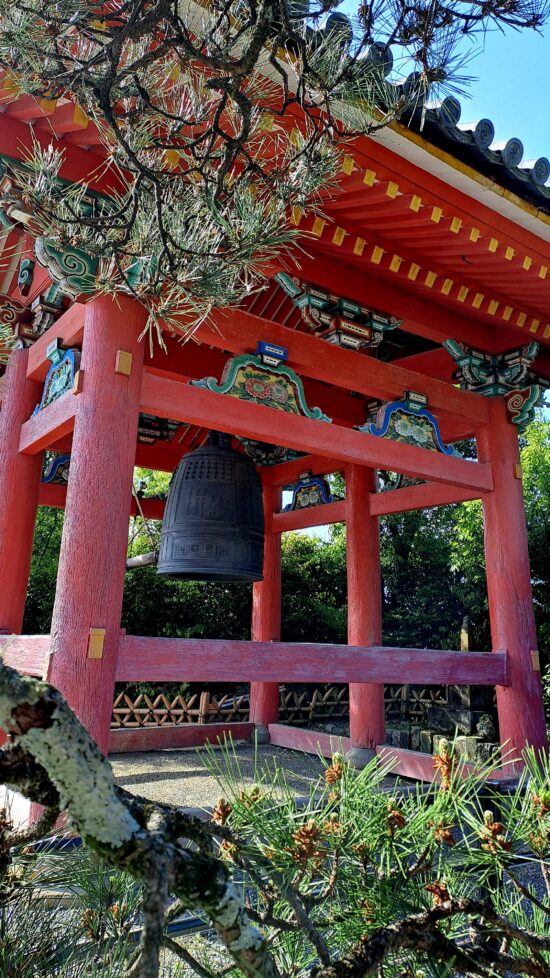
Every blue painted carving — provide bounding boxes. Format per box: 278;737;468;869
33;345;81;414
357;394;461;456
42;453;71;485
283;475;336;511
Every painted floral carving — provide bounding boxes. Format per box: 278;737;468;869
357;399;460;456
192;354;331;422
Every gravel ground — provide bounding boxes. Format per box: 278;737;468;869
111;743;335;809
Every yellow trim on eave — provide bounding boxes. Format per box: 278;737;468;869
389;118;550;232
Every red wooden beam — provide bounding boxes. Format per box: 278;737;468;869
270;455;343;487
375;746;524;783
192;308;489;425
0;634;48;677
273;500;346;532
38;482;166;520
370;482;483;517
117;635;509;685
0;114;126;197
18;393;77;455
268;724;351;758
27;303;86;381
108;723;255;754
140;374;493;491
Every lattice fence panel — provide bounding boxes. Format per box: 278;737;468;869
112;684;450;728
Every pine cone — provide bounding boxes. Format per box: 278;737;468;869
212;797;232;825
425;880;450;906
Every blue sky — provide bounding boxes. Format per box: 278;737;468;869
337;4;549;161
462;28;549;160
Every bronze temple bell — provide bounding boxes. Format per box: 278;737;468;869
157;432;265;582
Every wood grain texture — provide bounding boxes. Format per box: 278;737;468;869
18;391;77;455
0;634;49;677
478;399;548;755
117;637;509;685
0;351;44;632
250;471;282;726
46;295;146;753
370;482;483;516
347;465;385;748
108;723;255;754
268;723;351;758
140;373;493;491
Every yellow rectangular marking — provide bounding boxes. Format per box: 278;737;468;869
505;246;515;261
312;216;326;237
409;195;422;212
458;286;469;303
291;207;303;226
441;278;453;295
115;350;133;377
514;463;523;480
431;207;442;223
531;650;540;672
389;255;403;272
72;369;84;395
502;306;513;321
544;325;550;339
88;628;106;660
332;226;347;246
450;217;462;234
425;270;437;287
539;265;548;280
258;113;274;132
472;292;484;309
363;169;376;187
530;319;540;334
408;263;421;281
523;256;533;271
341;155;355;175
488;238;499;253
289;128;301;147
371;245;384;264
487;300;499;316
517;312;527;327
469;227;480;242
386;181;399;198
353;237;366;256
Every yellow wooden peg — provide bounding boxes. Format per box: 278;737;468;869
88;628;106;660
115;350;133;377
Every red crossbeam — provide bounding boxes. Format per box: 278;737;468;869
117;636;509;686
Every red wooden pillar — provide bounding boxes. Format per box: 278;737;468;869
346;464;385;761
250;469;282;738
478;398;547;758
46;294;145;754
0;349;42;750
0;349;43;636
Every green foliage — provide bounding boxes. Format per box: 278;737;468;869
3;744;549;977
0;842;143;977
